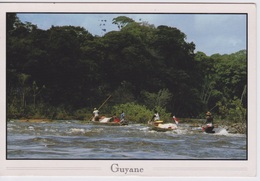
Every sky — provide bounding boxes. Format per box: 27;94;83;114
17;13;247;56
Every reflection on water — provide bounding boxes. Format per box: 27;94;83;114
7;120;247;160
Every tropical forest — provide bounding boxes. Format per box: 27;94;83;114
6;14;247;124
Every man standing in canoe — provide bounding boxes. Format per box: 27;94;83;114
202;111;215;133
93;108;99;121
205;111;213;124
172;115;179;125
153;110;160;121
120;111;125;122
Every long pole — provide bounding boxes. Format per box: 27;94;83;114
209;104;218;111
88;95;112;122
98;95;112;110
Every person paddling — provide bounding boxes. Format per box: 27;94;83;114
113;113;120;123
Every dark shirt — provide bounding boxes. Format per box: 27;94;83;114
205;116;213;124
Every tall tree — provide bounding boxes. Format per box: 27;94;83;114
112;16;135;30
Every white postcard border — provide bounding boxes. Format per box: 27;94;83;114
0;1;257;178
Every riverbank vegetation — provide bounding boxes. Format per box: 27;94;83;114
7;14;247;125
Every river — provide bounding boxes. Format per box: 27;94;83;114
7;120;247;160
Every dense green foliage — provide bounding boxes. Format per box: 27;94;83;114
112;102;171;124
6;14;247;122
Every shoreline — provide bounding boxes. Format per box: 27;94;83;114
18;118;52;123
11;118;247;134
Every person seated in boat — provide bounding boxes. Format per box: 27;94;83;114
113;113;120;123
93;108;100;121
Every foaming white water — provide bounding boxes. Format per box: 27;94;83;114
173;128;190;134
7;121;247;159
28;125;35;131
190;127;202;131
139;127;149;131
68;128;85;134
214;128;245;137
214;128;229;135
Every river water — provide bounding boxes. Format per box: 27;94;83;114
7;120;247;160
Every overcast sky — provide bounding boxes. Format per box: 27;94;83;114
17;13;246;56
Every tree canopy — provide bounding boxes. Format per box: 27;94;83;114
6;14;247;122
